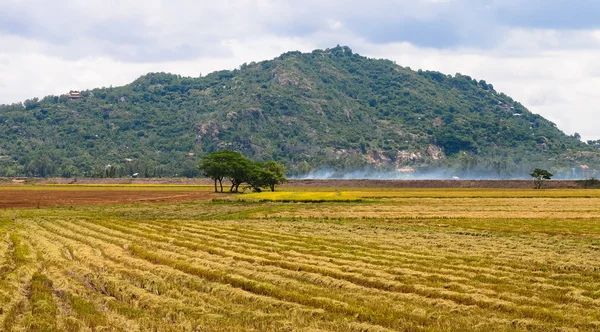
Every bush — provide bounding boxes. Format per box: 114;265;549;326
578;177;600;189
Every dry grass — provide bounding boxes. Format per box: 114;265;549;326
1;187;600;331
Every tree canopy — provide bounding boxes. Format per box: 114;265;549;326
198;151;287;192
530;168;553;189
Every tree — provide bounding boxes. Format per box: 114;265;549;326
225;153;253;192
246;163;267;193
199;151;287;193
246;161;288;192
197;151;238;192
530;168;553;189
295;161;313;176
434;130;476;155
261;161;288;191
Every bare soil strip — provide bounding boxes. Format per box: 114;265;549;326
0;189;215;208
1;177;584;188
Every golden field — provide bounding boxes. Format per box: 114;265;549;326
1;185;600;331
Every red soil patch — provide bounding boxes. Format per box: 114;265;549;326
0;177;214;185
0;190;216;209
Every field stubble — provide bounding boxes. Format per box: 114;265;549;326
1;186;600;331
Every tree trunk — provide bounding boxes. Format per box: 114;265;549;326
219;179;223;192
270;184;275;192
235;183;240;192
230;183;236;192
214;179;218;193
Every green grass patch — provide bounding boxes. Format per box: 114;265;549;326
27;273;57;331
62;292;107;330
9;233;29;267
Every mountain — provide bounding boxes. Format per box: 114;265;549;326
0;46;598;178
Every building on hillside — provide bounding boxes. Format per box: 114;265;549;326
67;91;82;100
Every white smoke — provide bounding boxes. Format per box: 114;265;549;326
292;167;595;180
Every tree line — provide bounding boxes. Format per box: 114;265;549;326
198;151;287;193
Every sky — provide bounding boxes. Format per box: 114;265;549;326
0;0;598;141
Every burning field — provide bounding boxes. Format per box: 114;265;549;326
1;185;600;331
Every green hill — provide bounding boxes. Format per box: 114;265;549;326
0;46;597;178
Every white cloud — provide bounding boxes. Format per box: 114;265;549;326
0;35;318;103
329;20;343;30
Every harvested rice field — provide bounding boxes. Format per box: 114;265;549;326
1;186;600;331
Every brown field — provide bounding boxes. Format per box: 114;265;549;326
284;179;582;189
1;177;584;188
0;186;216;208
1;185;600;331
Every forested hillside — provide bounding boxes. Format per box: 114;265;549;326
0;46;597;178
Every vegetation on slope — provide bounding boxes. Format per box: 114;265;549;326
0;46;597;178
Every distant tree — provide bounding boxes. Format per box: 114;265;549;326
478;80;489;90
458;153;479;176
261;161;288;192
530;168;553;189
295;161;313;176
246;161;288;192
60;165;78;178
435;131;476;155
579;177;600;189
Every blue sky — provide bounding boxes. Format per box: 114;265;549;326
0;0;598;140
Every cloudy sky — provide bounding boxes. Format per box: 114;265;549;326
1;0;598;141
